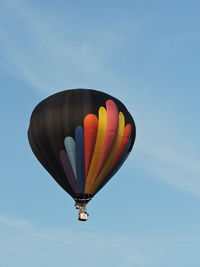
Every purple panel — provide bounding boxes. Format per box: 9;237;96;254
60;150;79;194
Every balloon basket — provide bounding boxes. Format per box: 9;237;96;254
75;202;89;221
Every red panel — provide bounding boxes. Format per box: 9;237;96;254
84;114;98;176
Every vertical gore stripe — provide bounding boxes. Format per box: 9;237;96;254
93;141;132;195
92;112;125;191
94;100;118;179
59;150;79;193
85;107;107;193
64;137;77;179
84;114;98;176
111;124;132;168
75;126;86;192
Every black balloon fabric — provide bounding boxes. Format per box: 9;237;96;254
28;89;136;203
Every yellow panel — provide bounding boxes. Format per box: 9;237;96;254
90;112;125;194
85;107;107;193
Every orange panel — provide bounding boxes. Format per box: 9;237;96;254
85;107;107;193
84;114;98;176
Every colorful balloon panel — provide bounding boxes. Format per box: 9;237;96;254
84;114;98;176
28;89;136;203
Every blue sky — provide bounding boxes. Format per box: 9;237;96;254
0;0;200;266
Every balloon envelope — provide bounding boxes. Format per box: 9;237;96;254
28;89;136;204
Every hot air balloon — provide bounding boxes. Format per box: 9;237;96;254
28;89;136;221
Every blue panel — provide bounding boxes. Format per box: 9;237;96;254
64;137;77;179
75;126;86;193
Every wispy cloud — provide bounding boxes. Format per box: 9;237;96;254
0;214;199;267
0;215;156;266
0;0;130;95
132;116;200;196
